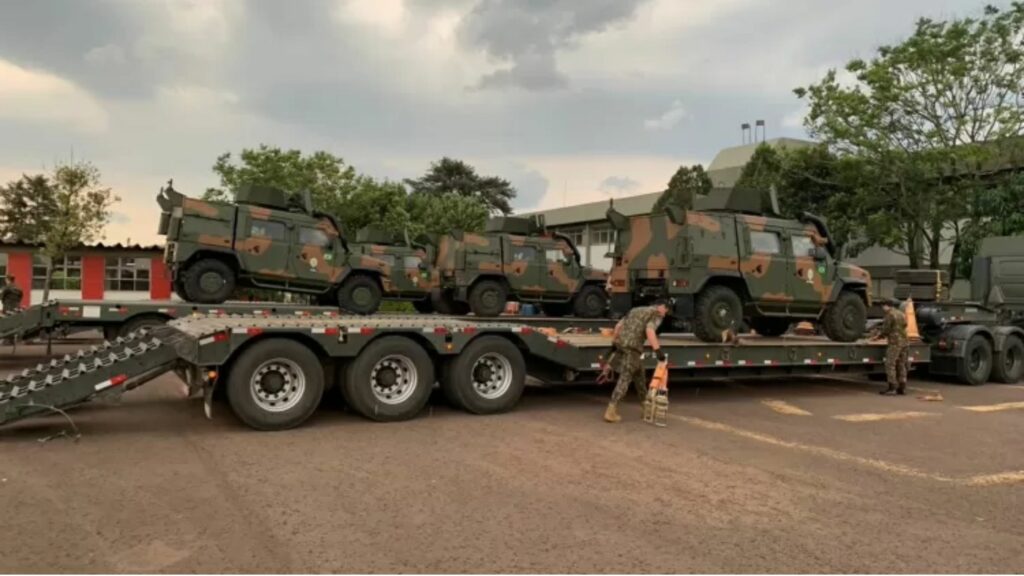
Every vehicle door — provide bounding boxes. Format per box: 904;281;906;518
290;221;344;288
788;232;831;314
739;223;790;314
236;208;292;282
503;237;544;297
542;238;581;300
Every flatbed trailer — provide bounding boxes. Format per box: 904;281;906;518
0;299;616;343
1;313;935;432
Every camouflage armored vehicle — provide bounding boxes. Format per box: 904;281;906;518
157;183;433;313
606;188;872;342
427;216;609;318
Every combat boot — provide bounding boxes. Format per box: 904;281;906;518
604;403;622;423
879;386;897;396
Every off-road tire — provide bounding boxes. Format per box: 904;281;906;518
468;279;507;317
991;334;1023;384
441;336;525;415
540;302;570;317
958;334;993;386
822;291;867;342
343;336;434;421
573;284;608;318
750;317;791;337
226;339;325;431
181;258;235;304
412;298;434;314
337;274;382;315
693;285;743;343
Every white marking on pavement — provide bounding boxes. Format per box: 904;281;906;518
961;401;1024;413
834;411;939;422
761;399;812;416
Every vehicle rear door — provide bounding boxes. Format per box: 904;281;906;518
236;208;292;282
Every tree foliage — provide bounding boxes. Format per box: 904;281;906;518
652;164;713;212
404;157;517;215
795;3;1024;278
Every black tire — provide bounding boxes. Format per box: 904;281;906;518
432;289;470;316
991;335;1024;384
118;315;168;338
693;285;743;343
337;274;382;315
958;334;993;386
412;298;434;314
750;317;790;337
226;339;325;430
822;291;867;342
441;336;526;414
573;284;608;318
541;302;570;317
343;336;434;421
172;277;187;301
181;258;235;304
468;279;507;317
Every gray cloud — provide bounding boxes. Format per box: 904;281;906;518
598;176;640;194
458;0;650;90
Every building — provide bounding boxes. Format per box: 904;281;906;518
0;242;172;307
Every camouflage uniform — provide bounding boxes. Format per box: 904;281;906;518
880;307;909;392
609;306;663;404
1;283;22;313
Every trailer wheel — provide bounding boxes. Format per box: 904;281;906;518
442;336;525;414
337;274;382;315
573;284;608;318
468;279;507;317
343;336;434;421
992;335;1024;384
958;334;993;386
693;285;743;343
226;339;325;431
182;258;236;304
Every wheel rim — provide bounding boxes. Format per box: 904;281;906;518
199;271;225;294
371;354;418;404
712;302;734;329
1005;345;1021;374
969;348;983;373
250;358;306;413
480;289;501;311
471;353;513;399
351;286;374;308
585;293;604;313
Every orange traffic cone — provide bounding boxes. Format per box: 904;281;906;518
905;297;920;341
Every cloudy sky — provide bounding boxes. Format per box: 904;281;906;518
0;0;993;244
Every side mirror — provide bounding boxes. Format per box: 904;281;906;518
813;246;828;261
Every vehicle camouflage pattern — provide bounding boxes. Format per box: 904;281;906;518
157;182;435;313
427;216;609;318
606;187;872;342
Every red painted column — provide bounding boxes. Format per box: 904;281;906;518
150;258;171;300
7;252;33;307
81;255;105;300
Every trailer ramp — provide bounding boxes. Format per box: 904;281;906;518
0;324;187;426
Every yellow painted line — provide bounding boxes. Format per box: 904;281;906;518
965;471;1024;487
834;411;939;423
960;401;1024;413
761;399;812;416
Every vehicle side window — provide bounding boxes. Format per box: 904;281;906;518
750;231;781;254
377;255;396;267
403;256;423;269
545;241;574;264
791;236;816;258
512;246;537;261
251;221;286;241
299;227;331;248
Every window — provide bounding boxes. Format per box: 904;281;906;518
32;255;81;290
105;257;151;291
591;227;613;246
250;221;287;241
750;231;781;255
403;256;424;269
511;246;537;261
545;242;574;265
375;254;396;267
558;228;584;247
299;227;331;247
791;236;816;258
0;252;7;280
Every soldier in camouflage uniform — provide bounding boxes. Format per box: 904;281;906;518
604;299;670;423
875;299;909;395
1;276;22;313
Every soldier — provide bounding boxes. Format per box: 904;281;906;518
874;299;909;395
604;298;670;423
1;276;22;313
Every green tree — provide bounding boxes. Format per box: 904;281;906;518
795;3;1024;278
652;164;713;212
0;174;59;242
404;157;517;215
407;192;489;236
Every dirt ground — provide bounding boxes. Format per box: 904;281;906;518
1;339;1023;573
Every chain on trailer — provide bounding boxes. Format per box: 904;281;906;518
0;324;187;427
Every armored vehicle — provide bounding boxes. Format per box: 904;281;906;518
606;188;872;343
157;183;431;313
428;216;609;318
